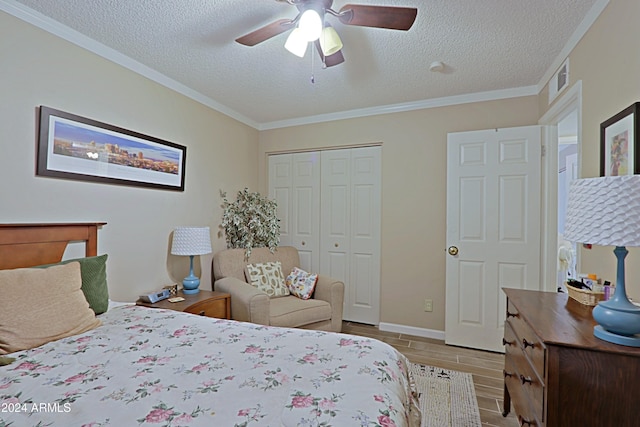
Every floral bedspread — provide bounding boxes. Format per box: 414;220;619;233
1;305;419;427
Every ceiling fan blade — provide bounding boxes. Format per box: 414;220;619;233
338;4;417;30
314;40;345;67
236;19;295;46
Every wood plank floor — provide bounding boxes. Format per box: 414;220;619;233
342;321;519;427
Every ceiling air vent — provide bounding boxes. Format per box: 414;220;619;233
549;59;569;104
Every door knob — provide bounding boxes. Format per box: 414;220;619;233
447;246;459;256
301;241;306;246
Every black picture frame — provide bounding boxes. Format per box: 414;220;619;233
600;102;640;176
37;106;186;191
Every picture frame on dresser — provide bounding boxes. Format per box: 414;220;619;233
37;106;187;191
600;102;640;176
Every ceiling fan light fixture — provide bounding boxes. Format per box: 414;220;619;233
284;28;308;57
298;9;323;41
319;25;343;56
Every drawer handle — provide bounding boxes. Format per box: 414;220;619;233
198;311;205;316
522;338;535;349
503;369;514;378
506;310;518;318
502;338;514;346
520;374;533;385
518;415;536;426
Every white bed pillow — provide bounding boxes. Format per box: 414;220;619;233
0;262;101;354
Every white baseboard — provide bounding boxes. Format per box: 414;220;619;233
378;322;445;341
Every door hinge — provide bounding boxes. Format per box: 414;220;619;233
541;145;546;157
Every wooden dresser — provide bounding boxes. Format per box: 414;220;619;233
502;288;640;427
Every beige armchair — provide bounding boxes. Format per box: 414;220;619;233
212;246;344;332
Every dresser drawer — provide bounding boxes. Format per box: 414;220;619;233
184;298;228;318
504;357;541;427
504;288;640;427
507;299;546;377
504;321;545;422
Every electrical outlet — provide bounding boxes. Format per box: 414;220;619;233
424;299;433;312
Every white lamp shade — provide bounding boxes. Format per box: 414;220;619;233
285;28;308;57
298;9;322;41
319;25;343;56
171;227;212;256
564;175;640;247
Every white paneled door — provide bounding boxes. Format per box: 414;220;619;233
268;152;321;272
269;146;381;325
445;127;542;352
268;155;292;245
321;147;381;324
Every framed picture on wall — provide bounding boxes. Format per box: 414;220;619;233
600;102;640;176
37;106;187;191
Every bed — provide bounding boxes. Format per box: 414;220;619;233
0;223;420;426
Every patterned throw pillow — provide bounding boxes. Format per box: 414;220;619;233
245;262;290;298
286;267;318;300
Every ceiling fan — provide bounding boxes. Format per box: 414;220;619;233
235;0;418;67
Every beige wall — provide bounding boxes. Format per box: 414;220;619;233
259;97;539;331
4;0;636;331
259;0;640;329
540;0;640;301
0;11;259;301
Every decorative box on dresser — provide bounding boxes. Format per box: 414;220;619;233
502;288;640;427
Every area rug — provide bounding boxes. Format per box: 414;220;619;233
410;363;482;427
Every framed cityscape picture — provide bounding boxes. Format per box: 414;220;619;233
37;106;186;191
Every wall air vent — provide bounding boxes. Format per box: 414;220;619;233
549;59;569;104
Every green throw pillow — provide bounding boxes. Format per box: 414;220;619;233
36;254;109;315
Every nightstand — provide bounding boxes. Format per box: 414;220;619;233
136;289;231;319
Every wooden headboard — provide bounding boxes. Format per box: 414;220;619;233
0;223;106;269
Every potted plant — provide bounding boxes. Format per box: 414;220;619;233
220;188;280;259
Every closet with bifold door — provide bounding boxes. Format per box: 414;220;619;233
268;146;381;325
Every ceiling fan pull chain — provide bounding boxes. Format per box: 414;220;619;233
310;44;316;84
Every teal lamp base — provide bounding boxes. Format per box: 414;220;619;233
594;325;640;347
181;255;200;295
592;246;640;347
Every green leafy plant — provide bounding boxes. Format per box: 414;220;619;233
220;188;280;259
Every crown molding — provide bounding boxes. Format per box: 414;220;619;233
258;86;539;130
3;0;607;132
0;0;259;129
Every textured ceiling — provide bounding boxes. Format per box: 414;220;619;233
7;0;599;128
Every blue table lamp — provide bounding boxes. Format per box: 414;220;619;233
171;226;212;294
564;175;640;347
